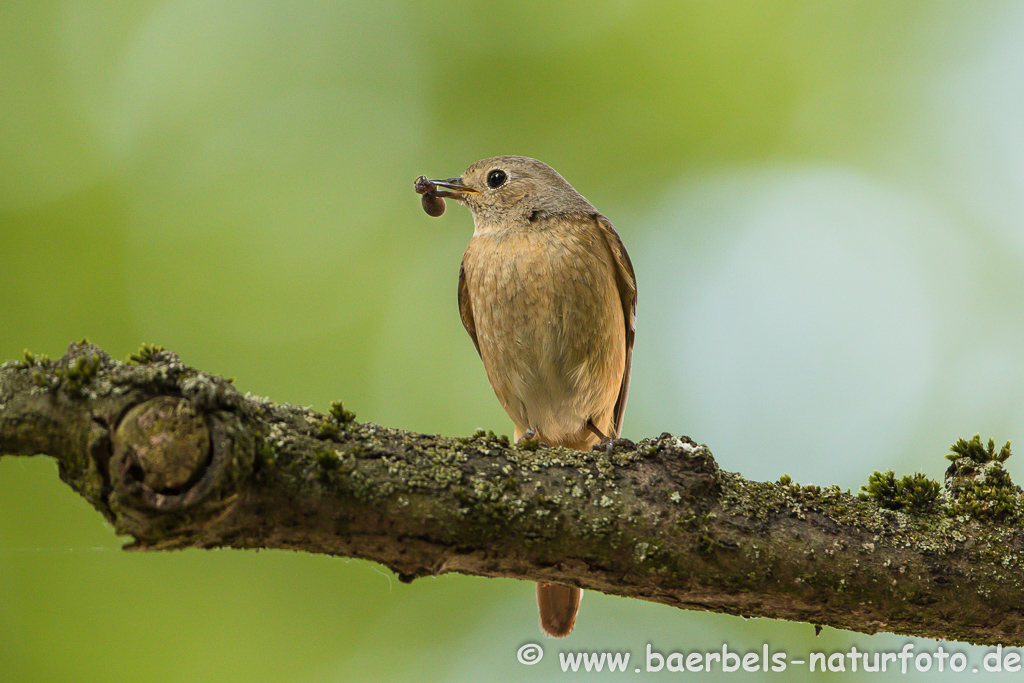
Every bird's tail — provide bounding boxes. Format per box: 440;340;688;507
537;582;582;638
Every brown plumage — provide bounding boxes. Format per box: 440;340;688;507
418;156;636;637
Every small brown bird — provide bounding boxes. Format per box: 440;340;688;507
415;156;636;637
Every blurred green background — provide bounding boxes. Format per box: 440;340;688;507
4;1;1024;681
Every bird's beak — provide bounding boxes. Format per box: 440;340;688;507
427;177;479;198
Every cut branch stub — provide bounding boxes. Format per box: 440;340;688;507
108;394;251;547
112;396;210;498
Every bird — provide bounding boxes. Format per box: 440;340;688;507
414;156;636;638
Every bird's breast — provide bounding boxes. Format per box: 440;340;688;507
462;219;625;444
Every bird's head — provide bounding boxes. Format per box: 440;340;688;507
423;156;595;229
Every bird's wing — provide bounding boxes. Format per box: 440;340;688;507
458;258;481;356
594;214;637;438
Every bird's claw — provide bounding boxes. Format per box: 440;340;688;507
593;436;635;456
517;430;548;450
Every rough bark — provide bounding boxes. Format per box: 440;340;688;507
2;342;1023;646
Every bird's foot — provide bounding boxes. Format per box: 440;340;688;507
592;436;636;456
516;430;548;450
585;419;634;455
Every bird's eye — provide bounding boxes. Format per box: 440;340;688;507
486;169;507;189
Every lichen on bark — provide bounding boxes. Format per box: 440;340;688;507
2;341;1024;645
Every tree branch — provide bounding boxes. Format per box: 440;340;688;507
2;342;1023;645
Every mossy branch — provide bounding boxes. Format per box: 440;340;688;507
3;342;1024;645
